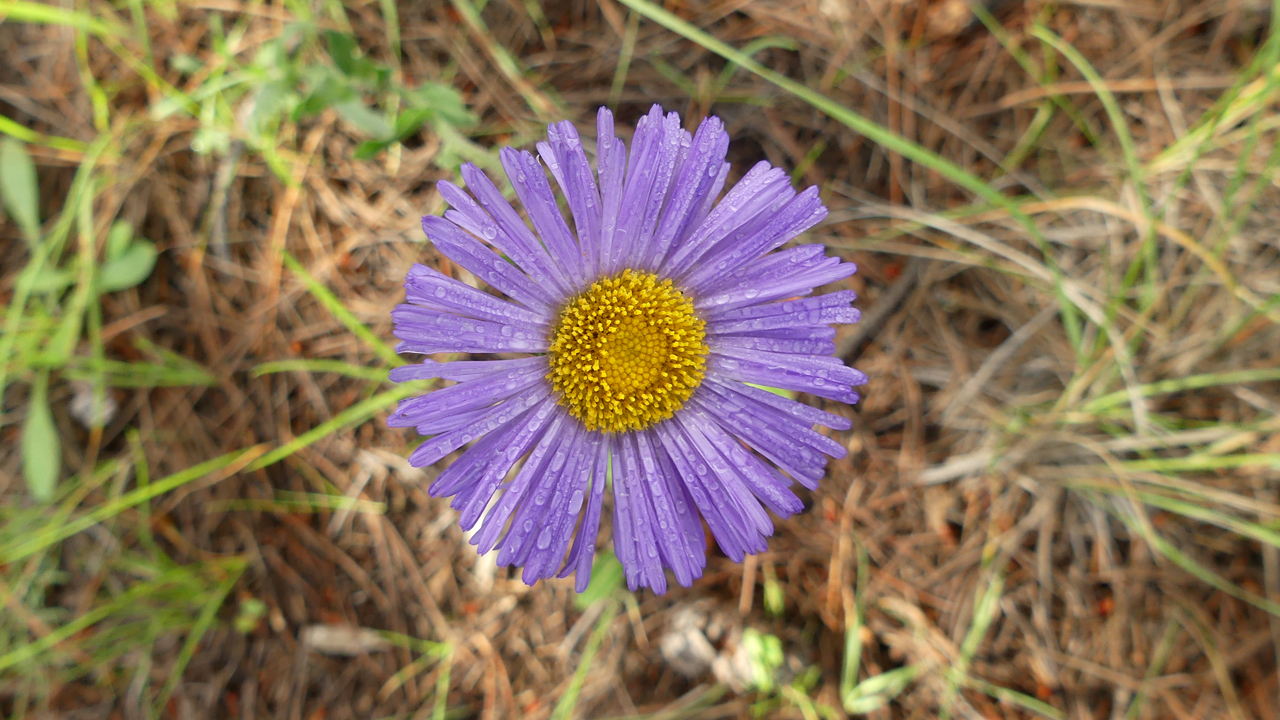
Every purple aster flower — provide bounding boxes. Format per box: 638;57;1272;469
388;105;866;594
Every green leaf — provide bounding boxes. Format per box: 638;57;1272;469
324;31;386;85
353;107;438;159
105;220;133;260
324;31;362;76
354;139;393;161
22;371;61;503
29;266;76;293
406;83;476;127
574;551;624;609
294;69;354;121
334;100;393;139
99;240;157;292
393;106;435;139
0;137;42;246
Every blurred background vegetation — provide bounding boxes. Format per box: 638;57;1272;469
2;0;1280;718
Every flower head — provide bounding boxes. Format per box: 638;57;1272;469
389;105;866;594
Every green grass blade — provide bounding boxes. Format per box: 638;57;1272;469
282;251;404;368
943;669;1065;720
244;382;427;472
155;559;247;711
252;359;390;382
1030;26;1159;316
0;446;265;564
1083;368;1280;413
1102;493;1280;617
0;115;90;152
1121;453;1280;473
551;600;618;720
0;0;124;35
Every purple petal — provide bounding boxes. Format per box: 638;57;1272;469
539;121;602;278
613;433;666;593
494;418;579;566
704;291;861;332
452;399;562;528
660;161;795;280
681;186;828;292
710;334;835;356
688;391;832;488
391;304;546;355
721;324;836;342
707;348;864;404
609;105;682;273
519;426;595;583
403;264;549;327
408;385;551;468
421;215;556;313
501;148;586;289
706;376;852;431
682;161;730;250
634;430;704;587
649;116;730;267
495;421;584;572
420;394;554;500
696;245;826;296
701;382;848;461
560;434;610;591
655;415;771;562
680;408;805;515
389;356;546;384
596;108;627;278
698;258;859;315
387;362;546;428
436;179;569;298
472;412;572;553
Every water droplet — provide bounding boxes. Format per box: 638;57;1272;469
482;225;498;240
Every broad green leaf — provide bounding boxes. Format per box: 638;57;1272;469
22;372;60;502
29;266;76;293
323;31;385;84
354;139;393;161
99;240;157;292
0;137;41;246
105;219;132;261
407;83;477;127
334;100;393;139
353;108;438;159
294;68;353;121
574;551;624;609
324;31;362;76
393;107;435;139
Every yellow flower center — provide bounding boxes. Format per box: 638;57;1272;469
547;270;709;433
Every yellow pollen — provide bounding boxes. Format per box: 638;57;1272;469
547;269;709;433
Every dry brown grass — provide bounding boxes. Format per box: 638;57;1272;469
3;0;1280;718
